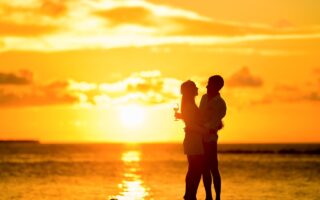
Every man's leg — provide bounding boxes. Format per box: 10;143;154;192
203;142;213;200
212;162;221;200
205;141;221;200
212;141;221;200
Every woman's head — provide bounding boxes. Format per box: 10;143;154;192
180;80;198;98
180;80;198;115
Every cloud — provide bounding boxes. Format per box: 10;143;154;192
0;39;4;47
306;92;320;101
126;71;164;93
256;92;320;104
0;0;320;51
167;16;320;38
0;69;182;107
226;66;263;87
0;70;32;85
3;68;317;109
0;21;58;37
39;0;68;17
78;70;182;106
314;68;320;75
252;83;320;105
224;67;320;107
196;47;306;56
0;0;67;18
95;6;154;27
273;19;294;29
0;0;66;37
167;17;267;36
0;69;78;107
93;5;320;37
0;80;78;107
93;5;271;37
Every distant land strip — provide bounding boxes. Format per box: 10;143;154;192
218;149;320;154
0;140;39;144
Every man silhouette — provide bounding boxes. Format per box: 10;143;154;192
199;75;226;200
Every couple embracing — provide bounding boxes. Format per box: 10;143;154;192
176;75;226;200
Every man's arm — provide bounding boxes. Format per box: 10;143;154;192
207;100;226;131
184;123;209;135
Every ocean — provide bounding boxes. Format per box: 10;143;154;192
0;143;319;200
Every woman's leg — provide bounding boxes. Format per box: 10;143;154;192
184;155;204;200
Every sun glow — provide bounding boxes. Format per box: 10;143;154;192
119;105;145;128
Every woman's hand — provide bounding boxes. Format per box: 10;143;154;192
174;112;184;120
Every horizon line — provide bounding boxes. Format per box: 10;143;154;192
1;140;319;145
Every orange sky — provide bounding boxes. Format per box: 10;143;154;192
0;0;319;143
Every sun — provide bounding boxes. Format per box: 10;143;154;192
119;105;145;127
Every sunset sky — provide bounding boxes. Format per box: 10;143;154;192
0;0;319;143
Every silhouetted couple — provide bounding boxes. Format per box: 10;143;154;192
176;75;226;200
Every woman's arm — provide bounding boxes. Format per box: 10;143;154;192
181;103;209;134
183;112;209;134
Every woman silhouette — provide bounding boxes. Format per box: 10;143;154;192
179;80;213;200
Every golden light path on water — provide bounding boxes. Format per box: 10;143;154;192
109;150;149;200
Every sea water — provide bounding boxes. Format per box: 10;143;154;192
0;143;319;200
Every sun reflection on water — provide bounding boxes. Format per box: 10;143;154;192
109;150;149;200
122;151;140;163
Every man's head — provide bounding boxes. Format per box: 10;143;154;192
207;75;224;95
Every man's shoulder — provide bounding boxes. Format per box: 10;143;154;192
199;94;208;108
200;94;208;103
